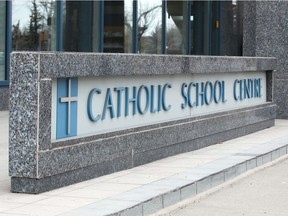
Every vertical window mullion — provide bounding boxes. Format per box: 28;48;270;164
99;0;104;52
6;0;12;82
218;0;222;55
57;0;63;51
187;0;192;55
162;0;166;54
209;0;213;55
133;0;138;53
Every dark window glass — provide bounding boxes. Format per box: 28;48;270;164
221;0;243;56
190;1;212;55
211;1;221;55
0;1;5;80
104;0;133;53
62;0;100;52
12;0;57;52
188;1;221;55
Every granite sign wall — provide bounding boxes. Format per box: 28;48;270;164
9;53;276;193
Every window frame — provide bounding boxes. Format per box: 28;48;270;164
1;0;225;87
0;0;11;86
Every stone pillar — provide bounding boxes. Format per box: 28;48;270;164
243;0;288;119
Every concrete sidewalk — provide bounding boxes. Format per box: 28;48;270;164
0;111;288;216
154;154;288;216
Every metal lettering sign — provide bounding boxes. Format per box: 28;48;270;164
52;73;266;140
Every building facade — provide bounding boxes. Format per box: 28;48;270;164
0;0;287;119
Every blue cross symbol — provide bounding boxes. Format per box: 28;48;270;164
56;78;78;139
60;79;78;134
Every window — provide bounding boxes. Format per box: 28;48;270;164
1;0;246;87
221;0;243;56
12;0;57;52
104;0;133;53
9;0;244;56
190;1;212;55
62;0;99;52
0;1;6;81
166;0;188;54
137;0;162;54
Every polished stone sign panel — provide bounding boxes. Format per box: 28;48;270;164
9;53;276;193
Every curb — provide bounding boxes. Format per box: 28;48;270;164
60;135;288;216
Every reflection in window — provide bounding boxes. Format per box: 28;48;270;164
137;0;162;54
0;1;5;80
12;0;57;51
166;0;188;54
190;1;212;55
63;0;100;52
104;0;133;53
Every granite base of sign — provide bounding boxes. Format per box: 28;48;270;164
9;53;276;193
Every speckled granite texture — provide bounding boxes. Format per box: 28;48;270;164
9;53;39;179
9;52;277;193
243;0;288;118
274;80;288;119
37;104;276;179
0;87;9;111
39;53;276;78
